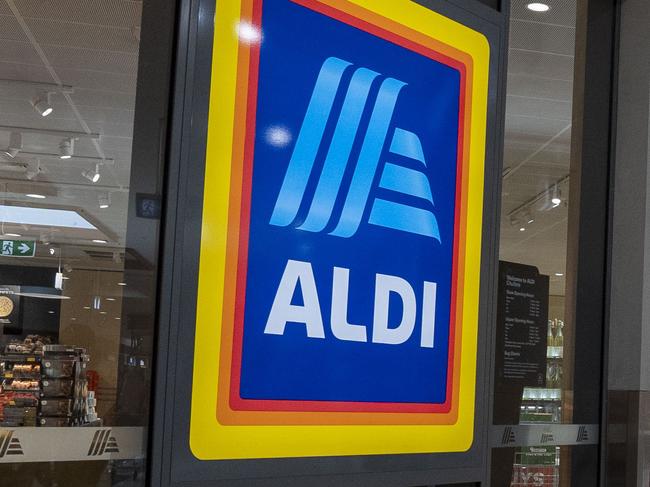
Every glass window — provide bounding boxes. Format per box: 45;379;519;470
491;0;605;485
0;0;173;484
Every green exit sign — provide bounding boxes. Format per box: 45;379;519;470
0;240;36;257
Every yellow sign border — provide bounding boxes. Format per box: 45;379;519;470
190;0;490;460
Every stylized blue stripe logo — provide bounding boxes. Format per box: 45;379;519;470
270;56;441;242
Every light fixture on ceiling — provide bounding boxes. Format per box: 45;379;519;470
92;239;108;244
555;272;564;277
526;2;550;12
117;282;127;287
3;233;21;237
82;164;101;183
523;209;535;224
59;137;74;159
551;185;562;207
519;226;526;232
1;132;23;159
25;193;46;199
31;92;53;117
98;193;111;209
25;164;41;180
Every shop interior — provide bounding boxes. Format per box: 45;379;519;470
0;0;145;430
497;0;578;485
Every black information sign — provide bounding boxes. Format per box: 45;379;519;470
495;261;549;390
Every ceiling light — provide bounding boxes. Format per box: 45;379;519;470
519;227;526;232
0;205;97;230
551;185;562;207
98;193;111;209
59;138;74;159
106;297;116;301
555;272;564;276
3;233;21;238
92;239;108;244
117;282;127;286
523;210;534;224
82;164;101;183
83;306;91;310
25;168;39;180
527;2;550;12
1;132;23;158
31;92;53;117
26;193;46;199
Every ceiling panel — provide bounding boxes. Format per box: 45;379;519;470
510;20;576;57
507;49;574;81
0;39;40;64
0;14;27;41
500;0;577;299
41;45;139;75
25;18;139;53
510;0;576;27
507;73;573;102
11;0;141;28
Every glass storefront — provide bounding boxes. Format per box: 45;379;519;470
0;0;633;484
491;0;610;485
0;0;173;484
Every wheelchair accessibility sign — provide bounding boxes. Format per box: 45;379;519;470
191;0;490;459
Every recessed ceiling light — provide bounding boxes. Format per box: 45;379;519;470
519;227;526;232
527;2;550;12
83;306;91;310
555;272;564;276
92;239;108;244
99;311;107;315
117;282;127;286
115;317;121;320
26;193;46;199
47;310;54;314
106;297;116;301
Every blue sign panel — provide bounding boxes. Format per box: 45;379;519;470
238;0;462;405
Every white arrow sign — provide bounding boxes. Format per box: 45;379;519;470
18;243;31;254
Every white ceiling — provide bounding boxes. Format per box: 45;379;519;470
500;0;577;296
0;0;141;268
0;0;578;290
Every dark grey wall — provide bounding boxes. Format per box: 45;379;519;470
607;0;650;485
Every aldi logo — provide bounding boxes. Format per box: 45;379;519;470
87;429;119;456
191;0;490;460
0;431;22;457
270;57;440;241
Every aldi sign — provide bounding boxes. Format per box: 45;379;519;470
191;0;490;459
